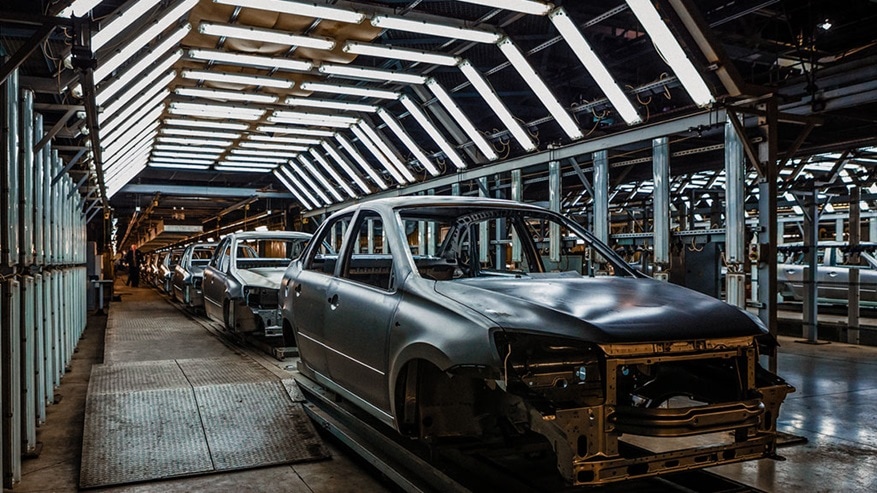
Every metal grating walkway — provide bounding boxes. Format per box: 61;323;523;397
79;287;328;489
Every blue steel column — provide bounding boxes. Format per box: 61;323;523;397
725;115;746;307
848;187;860;343
593;150;609;246
511;170;522;262
652;138;670;279
802;187;819;342
549;160;561;263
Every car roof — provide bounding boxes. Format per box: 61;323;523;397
334;196;550;216
225;231;312;240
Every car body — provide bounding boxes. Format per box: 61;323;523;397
203;231;311;338
777;241;877;304
144;252;164;287
157;249;184;295
171;242;217;310
280;196;793;486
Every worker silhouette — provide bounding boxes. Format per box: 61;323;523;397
125;245;141;287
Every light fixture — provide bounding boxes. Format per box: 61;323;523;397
188;49;313;72
289;164;333;204
256;125;335;137
268;112;358;127
154;144;226;154
58;0;106;18
96;33;185;106
214;165;273;173
199;22;335;50
625;0;714;107
90;0;162;48
342;41;459;66
150;157;215;166
99;76;168;127
399;95;467;170
249;135;321;145
309;149;357;198
818;19;832;31
181;70;294;89
175;87;279;104
299;155;344;202
105;130;157;170
104;123;159;162
351;123;411;184
101;91;166;142
214;0;365;24
105;138;153;174
320;140;372;193
239;142;310;152
456;0;553;15
284;96;377;113
425;78;497;160
273;169;316;210
103;104;164;149
107;161;148;196
163;118;250;131
220;158;282;167
319;64;427;85
160;128;241;139
334;134;389;190
376;108;439;176
157;136;234;146
458;60;535;151
299;82;400;100
169;102;266;120
168;107;265;121
230;149;298;159
371;15;502;44
496;37;582;140
279;166;324;207
102;69;176;122
153;151;219;160
149;162;211;170
94;0;198;82
549;8;641;125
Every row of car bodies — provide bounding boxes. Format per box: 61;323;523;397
777;241;877;305
141;196;793;486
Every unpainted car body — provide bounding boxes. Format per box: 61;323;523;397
777;242;877;304
203;231;311;339
280;197;793;486
172;242;216;310
158;249;184;296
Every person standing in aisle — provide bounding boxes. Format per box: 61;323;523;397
125;245;141;287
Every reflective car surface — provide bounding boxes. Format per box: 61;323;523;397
280;196;793;486
158;249;184;295
172;242;216;310
777;242;877;304
203;231;311;338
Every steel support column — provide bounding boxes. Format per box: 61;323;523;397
652;137;670;278
593;150;609;245
478;177;489;264
802;187;819;343
549;160;561;263
511;170;522;263
756;99;779;371
848;186;861;344
725;114;746;307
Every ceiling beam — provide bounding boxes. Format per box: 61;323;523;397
119;184;295;199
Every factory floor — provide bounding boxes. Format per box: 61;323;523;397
12;281;877;492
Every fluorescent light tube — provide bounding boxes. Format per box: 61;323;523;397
456;0;553;15
153;151;219;160
625;0;714;107
91;0;162;48
100;78;168;128
399;95;467;170
157;136;234;146
343;41;459;66
273;170;316;210
230;149;298;159
168;107;265;121
256;125;335;137
268;113;357;128
105;142;153;179
101;92;166;143
104;122;158;160
279;166;323;207
215;165;273;173
103;104;164;148
169;102;265;119
102;66;177;121
356;121;417;181
160;128;241;139
299;82;400;99
496;37;583;139
219;158;281;167
150;157;215;166
319;64;426;85
107;161;148;194
239;142;310;152
249;135;321;145
371;15;502;44
199;23;335;50
376;108;440;176
320;140;372;194
149;162;211;170
58;0;106;18
214;0;365;24
458;60;535;151
349;125;406;185
290;164;333;203
309;149;356;198
105;129;157;167
94;0;198;82
285;96;377;113
334;133;388;190
164;118;250;131
549;8;641;124
181;70;294;89
175;87;279;104
154;144;225;154
299;155;344;201
96;31;186;106
188;49;313;72
425;78;497;160
225;155;292;164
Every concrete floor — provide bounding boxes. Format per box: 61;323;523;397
14;281;877;492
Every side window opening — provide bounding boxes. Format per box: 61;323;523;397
303;213;350;275
341;212;394;291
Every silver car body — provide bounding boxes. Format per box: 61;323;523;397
777;242;877;304
203;231;311;337
172;242;217;309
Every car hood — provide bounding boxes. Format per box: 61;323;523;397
236;268;286;290
433;275;766;344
